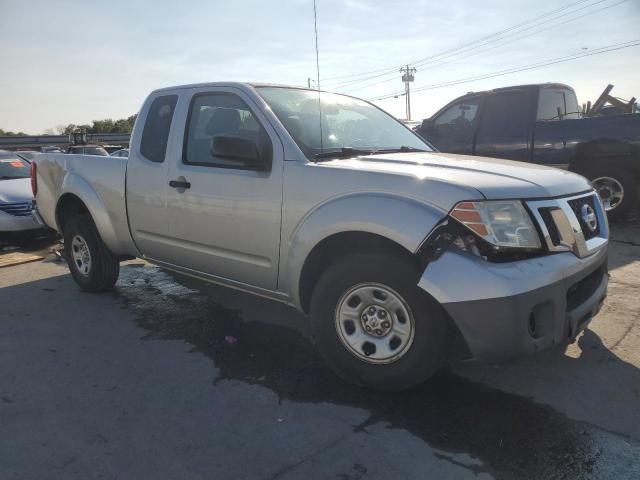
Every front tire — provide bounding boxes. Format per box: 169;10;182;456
63;214;120;292
310;253;446;391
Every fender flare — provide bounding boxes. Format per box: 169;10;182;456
56;173;131;255
282;192;447;309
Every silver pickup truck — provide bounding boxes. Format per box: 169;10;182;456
32;83;609;390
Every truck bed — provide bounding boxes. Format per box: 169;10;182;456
34;153;136;255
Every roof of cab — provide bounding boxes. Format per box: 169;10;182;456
150;82;322;94
458;83;574;100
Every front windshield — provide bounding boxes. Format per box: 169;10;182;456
257;87;432;158
0;156;30;179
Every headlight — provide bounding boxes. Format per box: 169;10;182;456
450;200;541;249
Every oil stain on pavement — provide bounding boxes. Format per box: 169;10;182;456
113;264;638;480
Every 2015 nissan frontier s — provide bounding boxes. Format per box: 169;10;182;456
31;83;609;390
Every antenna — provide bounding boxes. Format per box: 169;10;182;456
313;0;323;151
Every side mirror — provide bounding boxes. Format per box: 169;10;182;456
211;134;272;171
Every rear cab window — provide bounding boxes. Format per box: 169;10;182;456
537;87;582;121
141;94;178;163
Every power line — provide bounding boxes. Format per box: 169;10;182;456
373;40;640;100
332;0;620;92
410;0;611;69
322;0;598;86
339;0;627;95
369;39;640;101
321;0;593;83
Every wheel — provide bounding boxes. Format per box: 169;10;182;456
63;214;120;292
583;164;638;221
310;253;446;391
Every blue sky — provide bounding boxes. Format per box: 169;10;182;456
0;0;638;133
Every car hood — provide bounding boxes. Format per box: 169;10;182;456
318;152;592;200
0;178;33;203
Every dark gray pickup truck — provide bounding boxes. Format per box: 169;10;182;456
415;83;640;219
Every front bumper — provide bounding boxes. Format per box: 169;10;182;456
418;246;608;362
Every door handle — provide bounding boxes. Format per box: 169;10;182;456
169;179;191;189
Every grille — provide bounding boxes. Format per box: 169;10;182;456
527;192;606;258
0;201;33;217
537;207;561;246
567;194;600;240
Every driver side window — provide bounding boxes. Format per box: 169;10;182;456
429;98;481;153
184;93;271;169
434;99;480;127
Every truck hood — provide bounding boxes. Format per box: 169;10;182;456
0;178;33;203
319;152;592;200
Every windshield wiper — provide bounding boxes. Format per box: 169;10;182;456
0;176;27;180
314;147;377;161
378;146;429;153
313;146;427;161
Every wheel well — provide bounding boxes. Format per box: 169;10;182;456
298;231;421;314
56;194;90;233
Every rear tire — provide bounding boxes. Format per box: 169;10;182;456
63;214;120;292
582;163;638;221
310;253;446;391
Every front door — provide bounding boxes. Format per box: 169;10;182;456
474;90;534;162
165;88;284;290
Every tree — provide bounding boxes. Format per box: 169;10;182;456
0;128;28;136
112;118;130;133
55;114;137;135
91;119;115;133
2;113;139;138
53;124;78;135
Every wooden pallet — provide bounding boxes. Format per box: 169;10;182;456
0;251;44;268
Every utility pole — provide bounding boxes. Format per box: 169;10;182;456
400;65;416;120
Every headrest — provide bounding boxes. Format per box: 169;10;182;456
206;108;241;135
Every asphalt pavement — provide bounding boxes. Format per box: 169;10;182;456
1;223;639;480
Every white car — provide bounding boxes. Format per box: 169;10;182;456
110;148;129;158
0;150;44;240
